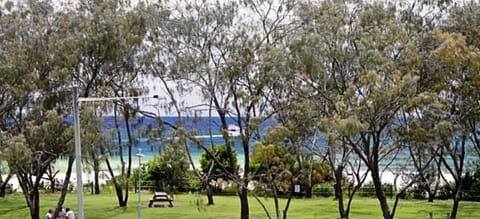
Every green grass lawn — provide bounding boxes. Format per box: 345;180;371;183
1;192;480;219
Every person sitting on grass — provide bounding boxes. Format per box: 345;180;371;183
65;208;75;219
45;209;53;219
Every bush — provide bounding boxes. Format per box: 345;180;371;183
5;183;16;194
437;184;454;200
462;168;480;201
397;186;426;200
313;183;333;197
221;185;238;195
359;182;393;198
187;173;202;192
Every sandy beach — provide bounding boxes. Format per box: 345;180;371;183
4;154;453;193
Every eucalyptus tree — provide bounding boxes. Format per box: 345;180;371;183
273;103;326;199
250;141;296;219
423;3;480;217
291;1;380;218
199;145;239;205
80;106;105;194
291;1;447;218
394;108;443;202
2;111;73;219
63;0;151;207
290;2;371;217
441;1;480;160
0;1;76;218
145;0;299;218
144;139;190;192
0;3;17;197
250;126;330;219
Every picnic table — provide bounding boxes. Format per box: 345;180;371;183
148;192;174;208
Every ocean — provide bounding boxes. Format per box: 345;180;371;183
61;116;276;173
66;116;478;172
8;116;476;189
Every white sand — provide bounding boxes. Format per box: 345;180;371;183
4;157;454;192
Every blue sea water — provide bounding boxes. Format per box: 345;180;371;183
67;116;280;161
66;116;478;171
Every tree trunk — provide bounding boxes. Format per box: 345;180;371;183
304;184;312;198
282;186;294;219
272;183;280;219
50;178;56;193
371;170;392;219
28;190;40;219
0;174;11;198
0;184;6;198
450;186;462;219
332;165;348;218
106;156;127;207
53;155;74;219
427;191;435;202
335;181;347;218
19;173;41;219
206;184;214;205
239;186;249;219
94;166;100;194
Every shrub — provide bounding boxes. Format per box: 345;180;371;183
313;183;333;197
437;184;454;200
397;187;426;200
6;183;16;194
359;182;393;198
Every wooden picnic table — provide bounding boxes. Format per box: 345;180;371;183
148;192;174;208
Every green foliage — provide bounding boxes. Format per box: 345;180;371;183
144;143;190;192
461;167;480;201
186;170;202;192
199;145;238;180
359;182;394;198
438;184;455;200
5;183;16;194
397;185;427;200
313;183;334;197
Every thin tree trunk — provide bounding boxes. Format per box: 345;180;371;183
207;184;214;205
371;170;392;219
272;183;280;219
94;170;100;194
282;184;294;219
239;186;250;219
450;185;462;219
334;166;347;218
427;191;435;202
53;155;74;219
93;159;100;194
304;184;313;198
28;190;40;219
0;174;12;198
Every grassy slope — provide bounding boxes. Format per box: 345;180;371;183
1;192;479;219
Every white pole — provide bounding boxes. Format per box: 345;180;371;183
136;150;144;219
73;86;84;219
72;90;159;219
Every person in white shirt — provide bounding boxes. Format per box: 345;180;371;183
45;209;53;219
65;208;76;219
58;208;66;218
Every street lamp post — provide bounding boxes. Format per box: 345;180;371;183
72;86;159;219
72;86;84;219
136;149;144;219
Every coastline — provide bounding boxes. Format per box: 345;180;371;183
5;153;453;192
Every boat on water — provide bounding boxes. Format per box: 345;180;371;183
227;124;241;137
